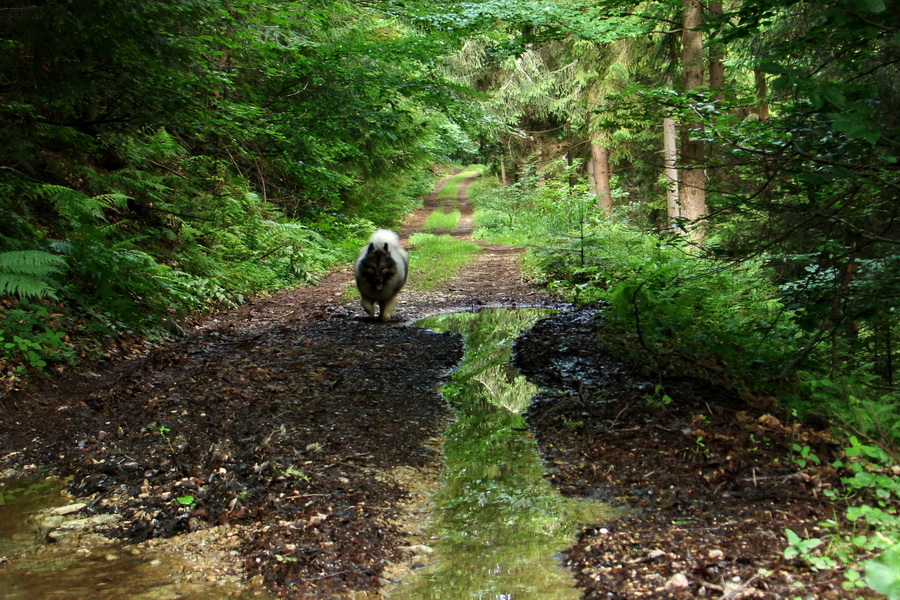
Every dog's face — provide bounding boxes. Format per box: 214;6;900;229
359;243;397;291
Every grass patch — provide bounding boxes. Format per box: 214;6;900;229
438;164;485;201
424;209;462;231
407;233;480;292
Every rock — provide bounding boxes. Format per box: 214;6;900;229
47;513;123;540
664;573;690;590
49;502;87;516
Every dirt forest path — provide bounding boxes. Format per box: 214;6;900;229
0;171;552;600
0;173;854;599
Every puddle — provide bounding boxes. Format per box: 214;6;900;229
0;478;69;557
393;308;614;599
0;478;268;599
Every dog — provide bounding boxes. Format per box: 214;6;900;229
354;229;408;322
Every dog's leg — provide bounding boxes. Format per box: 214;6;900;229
379;295;399;322
361;297;377;318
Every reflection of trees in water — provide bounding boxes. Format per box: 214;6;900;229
398;309;611;600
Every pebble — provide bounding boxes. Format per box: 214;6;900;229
49;503;87;516
401;544;434;554
664;573;690;590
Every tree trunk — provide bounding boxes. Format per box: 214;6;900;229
707;2;724;98
663;112;680;223
706;1;724;196
591;139;612;212
679;0;706;237
754;67;769;122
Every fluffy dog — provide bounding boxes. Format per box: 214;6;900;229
354;229;408;322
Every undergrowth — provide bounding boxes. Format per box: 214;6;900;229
0;129;430;392
784;437;900;598
473;167;900;450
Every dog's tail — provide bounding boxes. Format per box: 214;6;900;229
368;229;401;248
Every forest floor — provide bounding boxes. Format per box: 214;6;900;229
0;173;871;599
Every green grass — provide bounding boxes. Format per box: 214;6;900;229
437;164;485;201
407;233;480;292
424;209;462;231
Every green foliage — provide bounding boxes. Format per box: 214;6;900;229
0;251;66;299
467;0;900;408
0;0;476;388
1;303;75;379
865;545;900;599
792;373;900;449
472;162;600;247
783;436;900;597
790;444;821;469
643;384;673;409
783;528;836;571
534;221;799;382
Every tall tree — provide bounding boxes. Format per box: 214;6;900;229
678;0;707;236
663;107;680;223
707;1;725;96
590;137;613;211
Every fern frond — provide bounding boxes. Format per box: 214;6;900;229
0;250;66;276
262;220;324;244
0;251;65;300
0;273;59;299
92;193;129;209
39;185;129;223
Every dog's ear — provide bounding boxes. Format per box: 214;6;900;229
382;243;389;251
366;242;376;255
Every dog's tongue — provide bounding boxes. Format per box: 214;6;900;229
375;283;384;291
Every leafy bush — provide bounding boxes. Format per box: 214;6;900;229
474;163;900;447
784;437;900;598
533;222;801;382
790;371;900;450
0;173;357;390
1;311;66;375
0;0;466;392
471;163;599;247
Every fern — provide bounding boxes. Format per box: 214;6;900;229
118;127;185;164
0;250;66;299
39;185;128;225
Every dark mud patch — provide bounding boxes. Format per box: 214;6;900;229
516;309;871;599
1;310;462;598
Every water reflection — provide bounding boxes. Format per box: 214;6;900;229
0;478;267;600
396;308;612;599
0;478;67;557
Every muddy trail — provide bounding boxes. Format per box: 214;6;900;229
0;173;861;599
